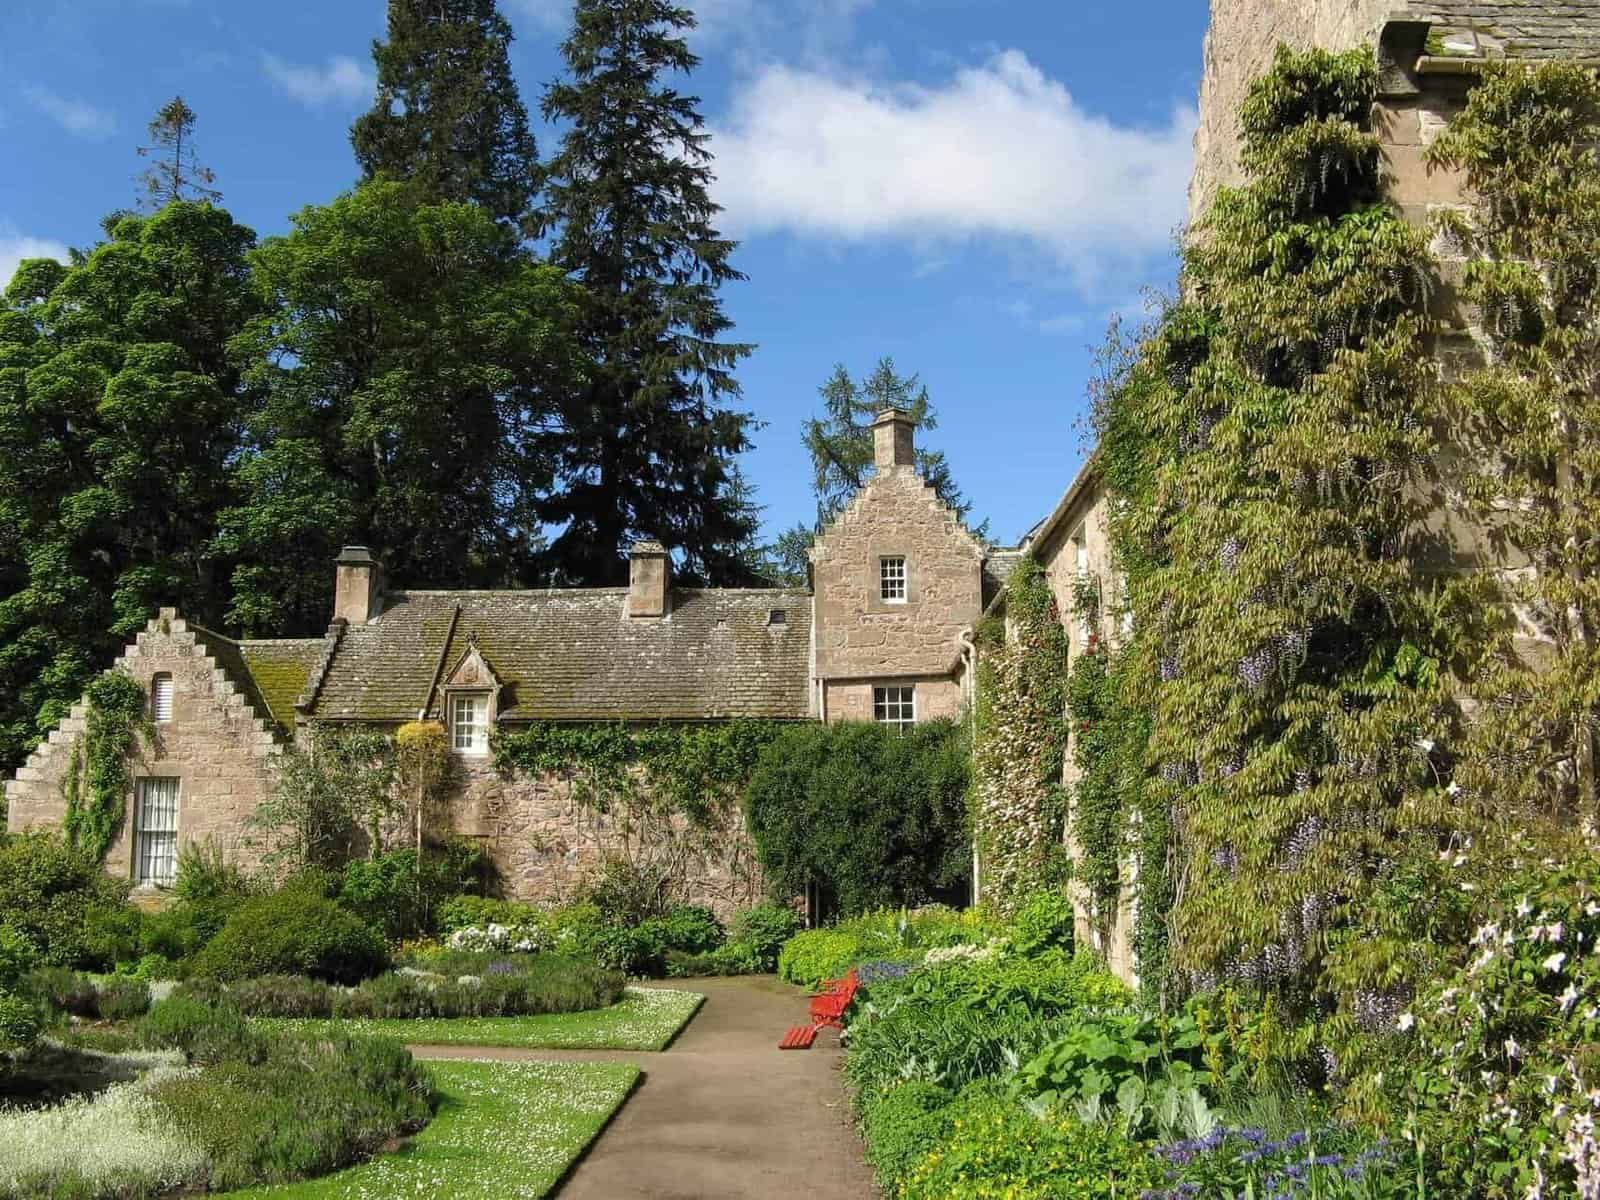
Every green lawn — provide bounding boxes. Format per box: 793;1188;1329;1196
226;1059;639;1199
270;986;704;1051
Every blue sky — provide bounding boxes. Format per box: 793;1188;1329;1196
0;0;1208;550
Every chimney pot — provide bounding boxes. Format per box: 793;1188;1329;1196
627;541;671;618
334;546;385;625
872;408;916;470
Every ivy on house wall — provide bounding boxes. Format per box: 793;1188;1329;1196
972;555;1070;915
492;719;786;895
62;672;152;862
1092;45;1465;1006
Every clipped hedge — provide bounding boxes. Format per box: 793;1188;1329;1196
189;890;387;984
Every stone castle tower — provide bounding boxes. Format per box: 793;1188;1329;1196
1191;1;1600;223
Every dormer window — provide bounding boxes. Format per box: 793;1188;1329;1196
450;692;490;755
151;674;174;723
880;556;907;603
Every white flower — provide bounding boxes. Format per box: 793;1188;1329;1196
1507;1036;1523;1060
1447;781;1462;796
1545;952;1568;974
1417;738;1436;753
1517;898;1535;918
1561;984;1581;1014
1398;1012;1416;1032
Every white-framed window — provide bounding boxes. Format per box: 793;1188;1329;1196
880;556;907;603
451;692;490;754
134;777;178;886
873;685;916;730
151;674;173;723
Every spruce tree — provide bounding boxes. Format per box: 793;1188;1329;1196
538;0;756;586
137;96;222;208
352;0;539;230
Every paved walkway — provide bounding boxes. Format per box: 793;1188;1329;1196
408;975;879;1200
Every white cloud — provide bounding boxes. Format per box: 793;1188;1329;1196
513;0;868;54
0;229;69;292
23;87;114;139
708;52;1196;291
262;54;374;107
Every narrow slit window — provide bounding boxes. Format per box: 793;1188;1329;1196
873;685;915;730
151;674;173;723
880;557;907;603
451;693;489;754
134;777;178;886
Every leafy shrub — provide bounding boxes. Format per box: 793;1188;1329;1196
337;957;623;1018
777;907;976;987
0;925;37;991
22;965;99;1016
745;720;972;913
338;841;487;940
94;976;150;1021
860;1081;952;1191
597;904;727;976
545;902;608;958
136;995;255;1065
138;849;255;966
879;1081;1163;1199
1009;889;1077;956
0;833;138;970
729;903;803;971
144;1025;433;1191
228;974;336;1018
437;894;542;934
0;991;42;1050
585;856;675;927
664;941;761;978
190;889;387;984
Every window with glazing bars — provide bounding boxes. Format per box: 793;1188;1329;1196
873;685;915;729
880;557;907;603
134;777;178;886
451;693;489;754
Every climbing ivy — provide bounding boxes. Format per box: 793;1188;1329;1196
1427;61;1600;827
1093;45;1462;1003
62;672;153;862
972;555;1070;915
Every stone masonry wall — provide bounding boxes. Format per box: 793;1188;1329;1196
4;610;286;889
447;757;763;918
1190;1;1600;224
811;462;985;692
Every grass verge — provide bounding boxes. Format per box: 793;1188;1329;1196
270;986;704;1051
225;1059;639;1199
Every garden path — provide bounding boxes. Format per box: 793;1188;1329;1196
408;975;878;1200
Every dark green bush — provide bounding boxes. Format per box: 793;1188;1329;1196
21;966;99;1016
745;720;971;914
139;849;255;965
94;975;150;1020
0;990;42;1049
0;925;36;991
337;958;622;1019
595;904;725;976
0;833;138;970
228;974;337;1018
143;1022;434;1191
730;903;803;970
190;889;387;984
437;894;539;933
338;840;488;939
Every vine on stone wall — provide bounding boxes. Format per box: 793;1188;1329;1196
493;720;785;897
62;672;152;862
1092;45;1463;1005
972;555;1070;915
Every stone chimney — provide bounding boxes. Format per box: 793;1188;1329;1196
872;408;915;470
334;546;385;625
627;541;671;618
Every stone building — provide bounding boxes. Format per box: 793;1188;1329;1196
1030;1;1600;986
4;410;1008;914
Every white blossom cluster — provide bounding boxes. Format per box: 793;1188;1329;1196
446;923;540;954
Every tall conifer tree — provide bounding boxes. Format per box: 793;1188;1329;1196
538;0;757;585
352;0;538;230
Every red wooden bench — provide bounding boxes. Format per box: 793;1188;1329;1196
778;969;860;1050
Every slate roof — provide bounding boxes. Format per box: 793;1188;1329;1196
310;588;814;723
189;626;326;738
1427;2;1600;60
982;549;1026;606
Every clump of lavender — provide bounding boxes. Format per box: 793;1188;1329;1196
856;960;915;985
1142;1127;1397;1200
485;960;519;977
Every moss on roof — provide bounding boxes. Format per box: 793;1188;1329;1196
240;642;323;731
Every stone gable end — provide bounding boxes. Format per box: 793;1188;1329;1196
811;464;985;683
4;609;286;887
